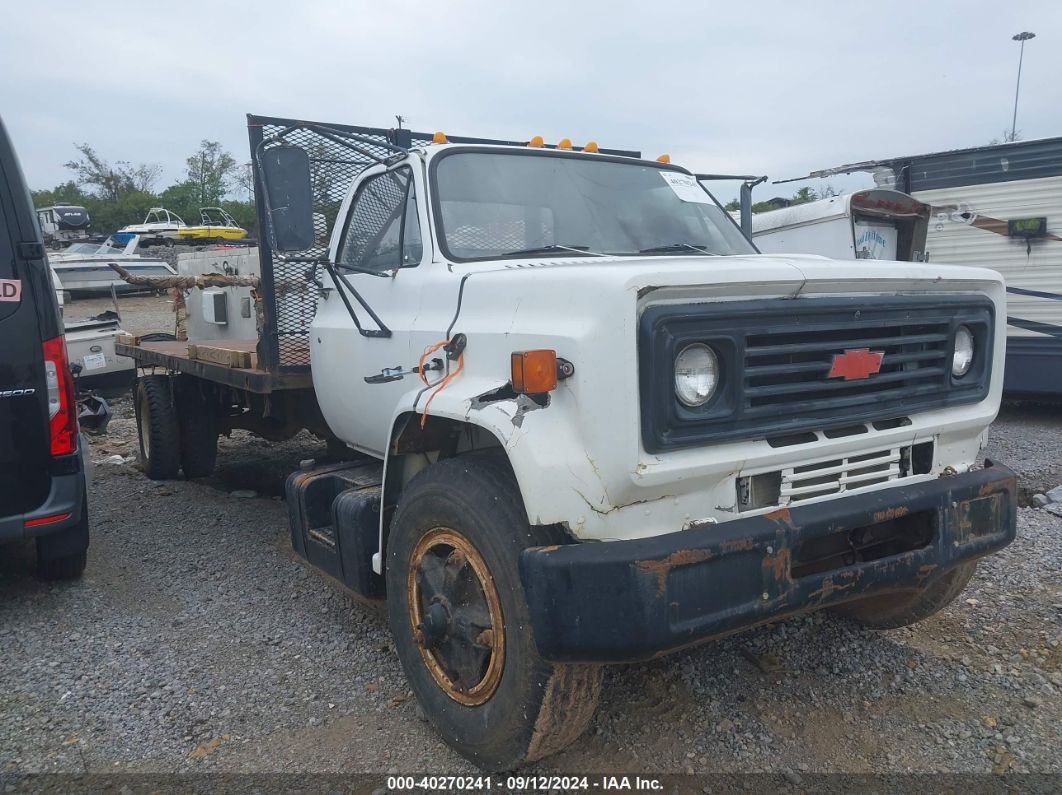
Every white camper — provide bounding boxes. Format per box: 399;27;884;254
751;189;931;262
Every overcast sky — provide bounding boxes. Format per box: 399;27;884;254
2;1;1058;204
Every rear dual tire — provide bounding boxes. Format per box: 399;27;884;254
176;383;218;478
386;452;602;771
136;376;180;480
135;375;218;480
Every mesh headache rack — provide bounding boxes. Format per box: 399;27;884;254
247;114;639;372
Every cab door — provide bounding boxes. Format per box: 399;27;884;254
310;162;427;456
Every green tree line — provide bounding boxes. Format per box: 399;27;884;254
724;185;835;214
31;140;257;237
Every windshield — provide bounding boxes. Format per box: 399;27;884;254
63;239;126;255
432;150;756;261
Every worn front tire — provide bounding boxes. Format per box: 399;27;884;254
831;561;977;629
134;375;180;480
386;452;602;771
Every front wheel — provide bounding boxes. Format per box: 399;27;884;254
386;453;602;771
831;561;977;629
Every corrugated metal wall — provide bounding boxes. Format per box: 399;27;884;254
914;175;1062;338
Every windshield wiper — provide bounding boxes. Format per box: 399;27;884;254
637;243;718;255
500;244;606;258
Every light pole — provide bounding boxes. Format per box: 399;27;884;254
1011;31;1035;142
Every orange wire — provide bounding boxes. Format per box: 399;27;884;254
418;339;465;428
417;340;447;386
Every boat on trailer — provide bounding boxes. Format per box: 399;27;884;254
116;207;186;245
47;235;175;294
176;206;249;243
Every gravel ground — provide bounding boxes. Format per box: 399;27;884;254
985;404;1062;503
1;295;1059;777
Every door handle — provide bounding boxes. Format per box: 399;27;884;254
364;358;443;385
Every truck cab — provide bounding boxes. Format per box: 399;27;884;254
239;119;1020;769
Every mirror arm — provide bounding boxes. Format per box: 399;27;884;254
322;261;392;338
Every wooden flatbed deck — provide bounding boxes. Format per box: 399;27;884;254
115;339;314;394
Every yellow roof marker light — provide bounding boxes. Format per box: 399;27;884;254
557;138;573;150
583;141;599;153
528;135;545;148
432;131;448;144
656;153;671;163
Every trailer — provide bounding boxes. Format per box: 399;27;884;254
750;189;932;262
36;204;92;247
779;137;1062;398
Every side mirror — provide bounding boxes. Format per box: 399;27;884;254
259;145;315;252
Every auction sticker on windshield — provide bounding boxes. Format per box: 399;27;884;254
659;171;711;204
0;279;21;303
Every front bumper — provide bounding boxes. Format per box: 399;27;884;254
520;462;1017;663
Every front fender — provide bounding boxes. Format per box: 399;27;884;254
376;375;617;571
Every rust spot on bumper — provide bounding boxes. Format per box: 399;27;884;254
808;573;860;603
720;537;757;554
763;547;790;582
765;507;792;524
915;563;938;585
873;505;909;523
635;548;714;596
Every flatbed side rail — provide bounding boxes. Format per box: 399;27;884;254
115;340;313;394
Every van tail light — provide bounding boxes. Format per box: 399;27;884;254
42;335;77;456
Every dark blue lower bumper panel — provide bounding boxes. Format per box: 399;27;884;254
519;462;1017;663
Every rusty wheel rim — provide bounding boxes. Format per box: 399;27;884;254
407;527;505;706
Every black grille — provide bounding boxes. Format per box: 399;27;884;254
639;296;994;453
743;320;951;414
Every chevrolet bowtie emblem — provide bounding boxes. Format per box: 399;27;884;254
828;348;884;380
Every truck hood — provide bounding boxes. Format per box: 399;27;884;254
450;253;1004;303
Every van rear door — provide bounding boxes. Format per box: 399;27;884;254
0;119;64;518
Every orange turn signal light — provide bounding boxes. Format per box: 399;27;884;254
656;153;671;163
528;135;545;148
583;140;599;153
511;350;558;394
432;131;448;144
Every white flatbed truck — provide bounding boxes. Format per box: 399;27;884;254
119;114;1018;770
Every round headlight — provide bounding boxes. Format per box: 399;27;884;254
952;325;974;377
674;343;719;407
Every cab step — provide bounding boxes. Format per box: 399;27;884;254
285;460;385;600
